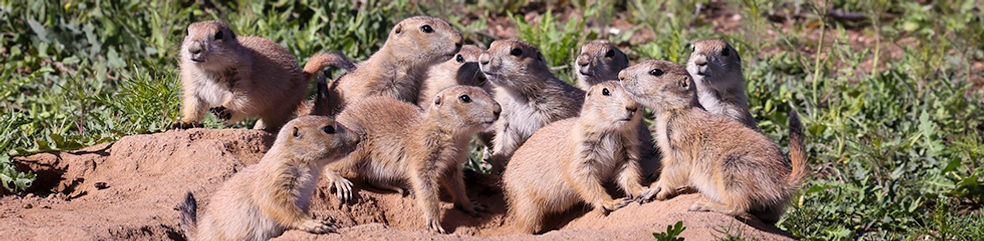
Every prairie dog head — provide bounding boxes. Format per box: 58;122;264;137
428;86;501;132
581;81;641;130
386;16;463;67
443;45;486;86
618;60;698;111
276;116;360;163
575;40;629;87
478;40;550;89
686;40;744;90
181;20;240;71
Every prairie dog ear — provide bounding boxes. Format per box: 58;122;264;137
394;23;403;35
433;93;443;107
291;126;302;139
678;77;692;92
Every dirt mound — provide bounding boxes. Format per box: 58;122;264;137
0;129;793;240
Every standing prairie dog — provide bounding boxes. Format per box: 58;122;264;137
179;116;361;241
574;40;629;90
503;81;655;234
619;60;807;223
417;45;490;107
175;20;350;131
479;40;585;174
686;39;757;130
310;16;464;116
324;86;501;233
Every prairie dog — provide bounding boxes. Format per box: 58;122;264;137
479;39;585;174
574;40;629;90
503;81;654;234
686;39;757;130
619;60;807;223
179;116;361;241
324;86;501;233
174;20;349;131
311;16;464;116
416;45;490;107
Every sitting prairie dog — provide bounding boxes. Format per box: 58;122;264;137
479;39;585;174
416;45;490;107
324;86;501;233
619;60;807;223
503;81;655;234
311;16;464;116
574;40;629;90
686;39;757;130
179;116;361;241
174;20;351;131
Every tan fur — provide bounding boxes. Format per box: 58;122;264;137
621;60;807;224
574;40;629;90
479;40;585;174
573;40;660;181
417;45;490;107
311;16;463;116
503;82;654;234
323;86;501;233
686;39;757;130
175;20;319;132
180;116;361;241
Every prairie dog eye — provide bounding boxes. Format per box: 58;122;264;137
649;69;664;76
214;30;223;40
455;54;464;63
420;25;433;33
604;49;615;58
459;95;471;103
510;48;523;56
602;88;611;96
722;47;730;56
322;125;336;134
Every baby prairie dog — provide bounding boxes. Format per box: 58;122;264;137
175;20;349;131
503;81;655;234
574;40;629;90
619;60;807;224
686;39;757;130
479;40;585;174
324;86;501;233
416;45;490;107
179;116;361;241
311;16;464;116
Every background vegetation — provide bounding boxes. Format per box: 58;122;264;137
1;0;982;240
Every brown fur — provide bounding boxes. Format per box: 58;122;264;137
175;20;322;132
503;81;654;234
311;16;463;116
479;40;585;174
686;39;757;130
179;116;361;241
574;40;629;90
620;60;807;224
323;86;501;233
417;45;490;107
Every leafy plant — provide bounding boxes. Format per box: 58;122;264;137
653;221;686;241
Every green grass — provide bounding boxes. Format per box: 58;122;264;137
1;0;982;240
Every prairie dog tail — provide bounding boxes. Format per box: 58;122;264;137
179;192;198;240
303;52;356;80
786;108;808;187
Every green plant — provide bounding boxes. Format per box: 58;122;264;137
652;221;686;241
509;9;588;84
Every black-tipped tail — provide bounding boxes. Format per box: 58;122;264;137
179;192;198;239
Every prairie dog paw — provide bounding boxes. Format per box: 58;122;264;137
426;219;446;234
299;219;337;234
209;106;233;121
328;175;355;203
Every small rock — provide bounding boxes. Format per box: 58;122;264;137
94;182;109;190
25;193;36;198
42;205;51;209
23;203;32;209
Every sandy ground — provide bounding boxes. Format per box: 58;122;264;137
1;129;794;240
